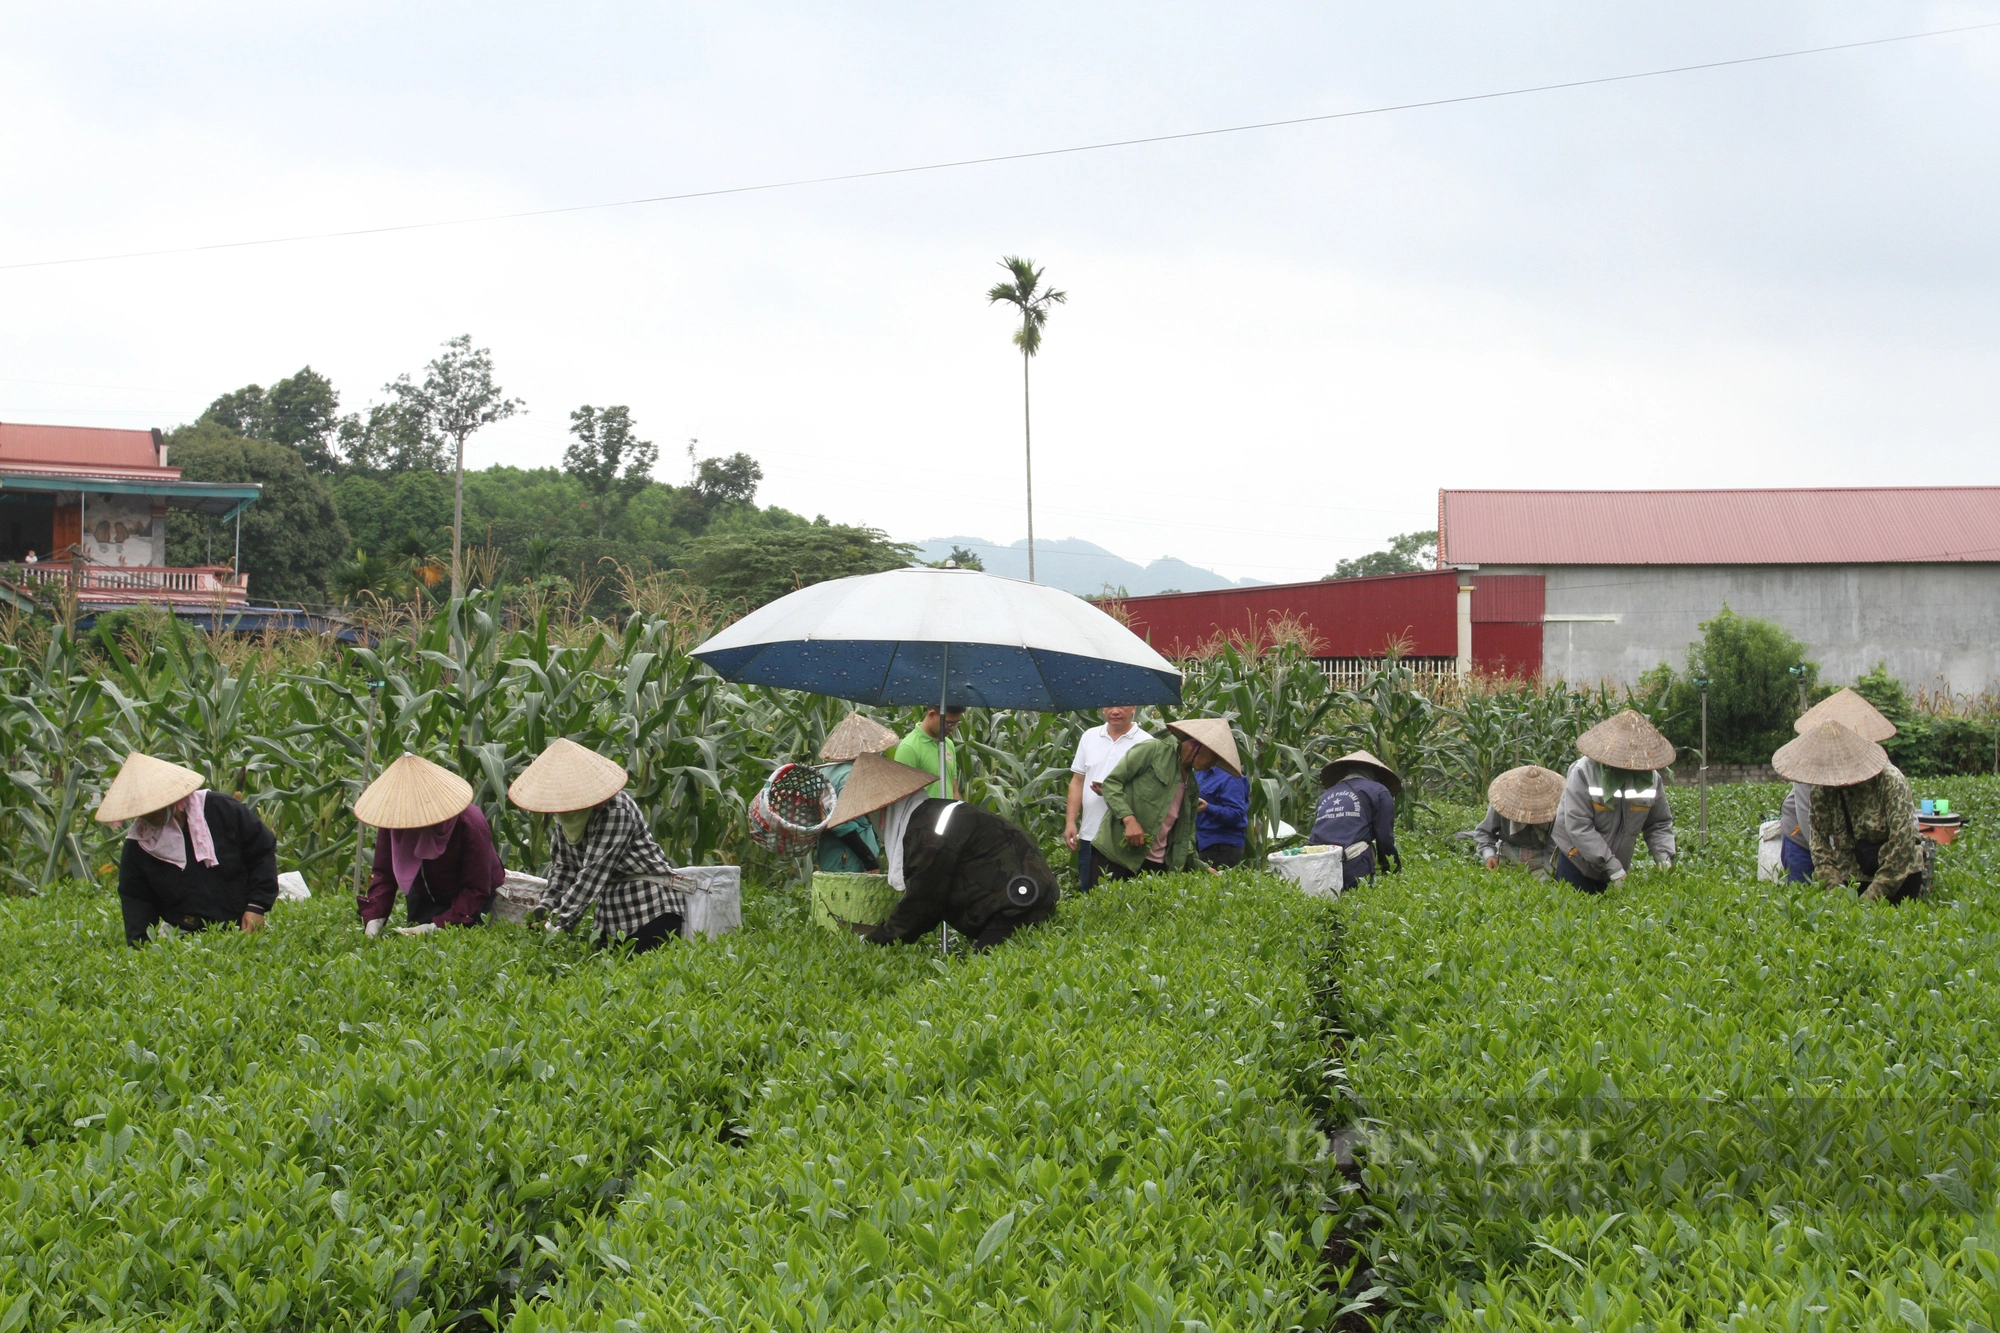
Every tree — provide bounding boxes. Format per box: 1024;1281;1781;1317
379;335;524;597
563;405;659;537
162;420;351;604
335;399;430;475
330;549;411;604
1634;606;1821;764
1324;530;1439;580
926;544;985;571
986;256;1066;583
678;523;916;609
200;367;343;473
695;452;762;508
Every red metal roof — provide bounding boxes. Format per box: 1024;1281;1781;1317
1439;488;2000;566
1116;570;1461;659
0;421;177;481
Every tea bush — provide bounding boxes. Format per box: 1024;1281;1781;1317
1330;775;2000;1330
0;869;1341;1330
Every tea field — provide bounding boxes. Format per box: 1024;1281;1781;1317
1329;775;2000;1331
0;867;1341;1331
10;775;2000;1331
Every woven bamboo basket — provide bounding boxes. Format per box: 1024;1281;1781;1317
810;871;898;934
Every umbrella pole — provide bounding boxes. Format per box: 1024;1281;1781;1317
940;642;951;958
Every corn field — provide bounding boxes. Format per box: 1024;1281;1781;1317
0;597;1638;895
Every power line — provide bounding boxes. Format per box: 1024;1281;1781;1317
5;20;1994;274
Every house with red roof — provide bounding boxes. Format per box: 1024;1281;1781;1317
1437;488;2000;694
0;421;260;610
1109;488;2000;695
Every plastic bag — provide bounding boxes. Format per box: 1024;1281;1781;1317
748;762;834;855
1267;845;1346;899
676;865;743;939
1756;819;1784;882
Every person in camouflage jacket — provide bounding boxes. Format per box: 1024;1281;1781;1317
1808;763;1924;902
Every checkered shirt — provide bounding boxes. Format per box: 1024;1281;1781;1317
543;791;687;938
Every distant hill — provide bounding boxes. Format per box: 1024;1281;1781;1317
914;536;1267;597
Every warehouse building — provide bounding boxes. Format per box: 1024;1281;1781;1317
1113;568;1546;684
1437;487;2000;694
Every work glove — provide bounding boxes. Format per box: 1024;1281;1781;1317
364;917;385;938
1656;857;1673;871
393;922;438;936
1607;864;1627;885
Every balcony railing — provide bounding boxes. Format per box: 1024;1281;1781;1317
5;563;249;604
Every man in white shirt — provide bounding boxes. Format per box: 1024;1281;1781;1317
1064;705;1152;892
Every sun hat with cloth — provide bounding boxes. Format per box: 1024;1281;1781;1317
1793;688;1897;743
825;752;939;828
95;752;205;823
818;712;900;763
354;754;475;829
1164;717;1242;777
507;738;629;814
1318;750;1402;795
1488;765;1565;824
1576;710;1676;771
1773;720;1888;787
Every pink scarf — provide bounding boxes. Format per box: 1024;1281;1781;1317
389;816;457;893
127;791;219;870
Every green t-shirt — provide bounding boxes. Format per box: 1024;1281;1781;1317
893;728;958;798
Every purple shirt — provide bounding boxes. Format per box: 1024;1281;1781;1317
359;805;505;925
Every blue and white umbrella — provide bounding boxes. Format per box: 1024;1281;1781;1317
691;566;1181;710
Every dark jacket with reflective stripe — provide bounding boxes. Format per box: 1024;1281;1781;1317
866;799;1059;944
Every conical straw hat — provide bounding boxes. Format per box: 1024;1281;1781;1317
1794;687;1896;743
1488;765;1565;824
507;738;629;813
825;751;939;827
1318;749;1402;795
1576;710;1676;770
818;712;900;763
354;753;474;829
1772;720;1888;787
94;752;204;823
1165;717;1243;777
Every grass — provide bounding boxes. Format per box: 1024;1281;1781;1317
1331;776;2000;1331
0;867;1339;1331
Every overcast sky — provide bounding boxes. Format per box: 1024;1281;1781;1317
4;3;1997;584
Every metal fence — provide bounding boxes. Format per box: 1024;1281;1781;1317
1313;656;1459;689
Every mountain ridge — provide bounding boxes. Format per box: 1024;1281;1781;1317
913;536;1269;597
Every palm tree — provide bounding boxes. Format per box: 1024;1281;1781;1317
986;256;1066;583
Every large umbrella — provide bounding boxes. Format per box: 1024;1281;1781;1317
693;566;1183;953
692;566;1182;710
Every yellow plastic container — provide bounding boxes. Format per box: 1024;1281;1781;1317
810;871;899;934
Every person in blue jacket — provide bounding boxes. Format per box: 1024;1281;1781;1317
1310;750;1401;889
1194;765;1250;867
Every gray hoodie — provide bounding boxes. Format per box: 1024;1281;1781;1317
1780;782;1814;849
1552;755;1675;881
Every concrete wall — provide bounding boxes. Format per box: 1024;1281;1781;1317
1476;563;2000;695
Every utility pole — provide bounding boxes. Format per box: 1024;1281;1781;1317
1693;676;1712;851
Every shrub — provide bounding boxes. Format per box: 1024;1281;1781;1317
1638;606;1818;764
1851;662;1999;777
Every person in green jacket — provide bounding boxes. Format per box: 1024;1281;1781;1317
1091;718;1242;880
